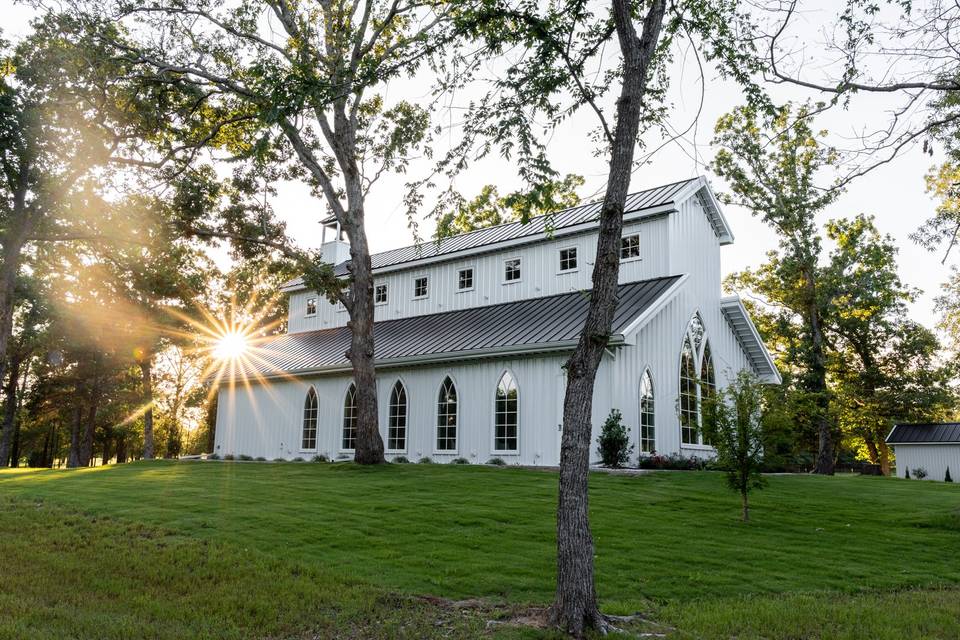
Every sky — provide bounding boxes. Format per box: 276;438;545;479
3;1;953;331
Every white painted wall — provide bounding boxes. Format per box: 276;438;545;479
891;444;960;481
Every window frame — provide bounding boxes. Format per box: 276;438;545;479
502;257;522;284
558;246;579;273
412;275;429;300
639;369;655;454
678;312;715;449
300;386;319;452
374;284;388;305
620;233;641;262
305;297;317;317
387;379;408;453
456;267;475;293
492;370;520;454
340;382;357;453
435;375;459;454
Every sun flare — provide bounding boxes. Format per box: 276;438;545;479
213;331;249;361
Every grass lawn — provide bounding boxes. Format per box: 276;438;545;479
1;461;959;638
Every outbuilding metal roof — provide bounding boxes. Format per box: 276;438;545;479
886;423;960;444
229;275;682;381
282;177;725;290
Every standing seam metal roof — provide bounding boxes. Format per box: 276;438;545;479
886;423;960;444
283;178;701;288
229;275;682;380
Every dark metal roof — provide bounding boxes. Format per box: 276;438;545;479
887;423;960;444
283;178;701;289
230;275;682;380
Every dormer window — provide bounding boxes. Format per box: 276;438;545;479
620;233;640;260
504;258;521;283
305;297;317;316
458;268;474;291
414;276;429;299
559;247;578;272
375;284;388;305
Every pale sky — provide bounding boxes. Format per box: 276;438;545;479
4;1;952;331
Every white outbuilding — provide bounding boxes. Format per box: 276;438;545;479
886;423;960;482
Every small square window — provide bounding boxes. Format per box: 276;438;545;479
414;276;428;298
504;258;521;282
375;284;388;304
620;234;640;260
559;247;578;272
336;287;351;312
306;297;317;316
458;268;474;290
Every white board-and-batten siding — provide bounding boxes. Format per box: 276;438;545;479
892;444;960;481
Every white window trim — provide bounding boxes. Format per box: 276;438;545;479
412;275;430;300
433;374;460;455
502;257;523;285
339;382;357;454
305;297;318;318
456;266;476;293
557;246;579;274
386;379;409;454
491;370;520;455
620;233;642;263
374;284;389;306
300;386;319;453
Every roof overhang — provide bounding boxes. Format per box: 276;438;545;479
720;295;781;384
675;176;735;246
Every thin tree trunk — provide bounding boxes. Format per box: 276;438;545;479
0;178;30;393
0;353;20;466
807;273;834;475
551;0;666;635
9;358;27;467
79;400;98;467
116;433;128;464
140;359;155;460
67;406;83;468
742;491;750;522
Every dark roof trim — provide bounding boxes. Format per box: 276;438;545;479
886;423;960;444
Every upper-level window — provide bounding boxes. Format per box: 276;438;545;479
620;234;640;260
388;380;408;451
504;258;521;283
413;276;428;299
375;284;388;305
458;268;474;291
494;371;519;452
302;387;318;450
559;247;578;272
306;297;317;316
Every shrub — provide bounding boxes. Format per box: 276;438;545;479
596;409;633;468
914;467;928;480
904;467;911;479
486;457;506;466
392;455;410;464
207;454;220;461
451;457;470;465
638;453;708;471
238;454;254;461
336;454;351;461
418;457;433;464
947;467;953;483
292;457;306;462
312;454;329;463
223;454;235;461
272;457;286;463
254;456;266;462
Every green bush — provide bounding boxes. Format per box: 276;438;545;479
486;457;506;466
904;467;911;479
223;454;235;461
272;457;286;463
207;454;220;460
254;456;267;462
292;457;305;462
312;454;330;463
417;457;433;464
238;454;254;461
451;457;470;465
595;409;634;468
914;467;928;480
392;455;410;464
947;467;953;483
638;453;709;470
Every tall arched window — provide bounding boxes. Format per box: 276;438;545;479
495;371;519;452
388;380;408;451
302;387;318;450
679;313;715;446
639;370;655;453
436;377;458;452
342;383;357;451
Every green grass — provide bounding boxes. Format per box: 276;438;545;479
2;461;959;638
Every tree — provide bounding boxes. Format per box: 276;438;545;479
703;371;774;522
62;0;464;465
713;103;841;475
459;0;764;633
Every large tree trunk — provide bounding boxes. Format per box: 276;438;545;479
0;353;20;466
806;273;834;475
140;359;155;460
0;180;29;394
67;406;83;468
79;401;99;467
116;433;128;464
551;0;666;635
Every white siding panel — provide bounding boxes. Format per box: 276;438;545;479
891;444;960;481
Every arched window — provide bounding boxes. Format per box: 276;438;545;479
495;371;519;452
342;383;357;451
388;380;407;451
436;377;458;452
679;314;715;446
639;370;655;453
302;387;318;450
